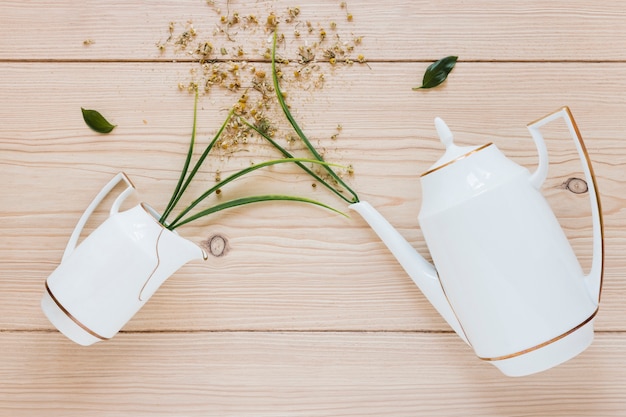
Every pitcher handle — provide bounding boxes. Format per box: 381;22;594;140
526;107;604;302
62;172;135;262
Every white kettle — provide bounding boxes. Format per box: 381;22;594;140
350;107;603;376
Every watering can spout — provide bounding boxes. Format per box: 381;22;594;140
350;201;468;344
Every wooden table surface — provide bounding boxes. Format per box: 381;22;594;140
2;1;626;416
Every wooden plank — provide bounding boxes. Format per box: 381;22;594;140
1;61;624;332
2;0;626;61
2;0;626;415
0;331;624;416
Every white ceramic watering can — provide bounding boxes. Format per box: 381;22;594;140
350;107;603;376
41;173;207;346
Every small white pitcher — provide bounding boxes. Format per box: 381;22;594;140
41;173;207;346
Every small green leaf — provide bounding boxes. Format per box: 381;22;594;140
413;56;458;90
81;107;116;133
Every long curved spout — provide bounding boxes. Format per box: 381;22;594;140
350;201;468;344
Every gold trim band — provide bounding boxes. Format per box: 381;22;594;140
138;228;164;301
140;202;208;261
119;171;136;189
421;143;494;177
478;308;598;362
559;106;605;303
45;282;110;341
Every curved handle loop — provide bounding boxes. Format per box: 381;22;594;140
526;107;604;302
62;172;135;262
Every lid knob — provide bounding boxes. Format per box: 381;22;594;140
424;117;480;173
435;117;454;149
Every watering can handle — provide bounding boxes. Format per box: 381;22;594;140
527;107;604;301
61;172;135;262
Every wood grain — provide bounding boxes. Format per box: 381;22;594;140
1;62;624;332
1;0;625;415
2;0;626;61
2;332;626;417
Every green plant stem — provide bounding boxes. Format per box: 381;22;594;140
160;104;235;224
166;157;343;230
271;30;359;204
240;117;354;204
170;195;347;229
160;29;362;229
160;89;200;224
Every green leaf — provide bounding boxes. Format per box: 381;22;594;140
241;117;355;205
170;195;348;229
81;108;116;133
413;56;458;90
159;93;198;223
270;31;359;204
166;157;344;229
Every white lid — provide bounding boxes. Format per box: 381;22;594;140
428;117;479;171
